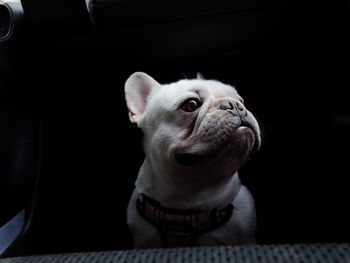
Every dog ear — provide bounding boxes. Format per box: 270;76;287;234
125;72;161;124
196;72;206;80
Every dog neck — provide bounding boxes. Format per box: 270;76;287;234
135;159;242;211
136;192;234;247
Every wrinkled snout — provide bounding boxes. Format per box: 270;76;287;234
213;98;261;152
216;99;248;119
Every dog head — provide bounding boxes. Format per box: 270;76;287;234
125;72;260;181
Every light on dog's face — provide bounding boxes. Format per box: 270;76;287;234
125;73;260;179
139;79;260;177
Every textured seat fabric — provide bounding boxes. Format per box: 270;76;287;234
1;244;349;263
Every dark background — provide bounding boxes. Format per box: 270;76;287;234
1;0;350;256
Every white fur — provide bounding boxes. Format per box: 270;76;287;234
125;72;260;248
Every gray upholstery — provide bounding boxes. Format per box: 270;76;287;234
1;244;349;263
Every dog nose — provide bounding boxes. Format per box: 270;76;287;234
235;101;248;117
235;101;245;112
218;100;248;118
218;101;234;110
218;100;246;114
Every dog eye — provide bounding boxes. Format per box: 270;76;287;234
181;99;201;112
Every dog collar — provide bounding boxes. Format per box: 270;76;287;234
136;193;234;247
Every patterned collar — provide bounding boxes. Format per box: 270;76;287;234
136;193;234;247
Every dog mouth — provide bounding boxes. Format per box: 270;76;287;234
239;123;260;154
175;123;260;167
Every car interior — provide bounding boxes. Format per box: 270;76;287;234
0;0;350;261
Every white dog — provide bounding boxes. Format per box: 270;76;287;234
125;72;261;248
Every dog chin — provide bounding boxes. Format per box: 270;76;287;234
230;126;256;157
174;126;256;168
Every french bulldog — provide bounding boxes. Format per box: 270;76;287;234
125;72;261;248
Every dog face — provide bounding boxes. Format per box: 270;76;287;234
125;72;260;180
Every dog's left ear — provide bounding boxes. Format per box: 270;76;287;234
125;72;161;125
